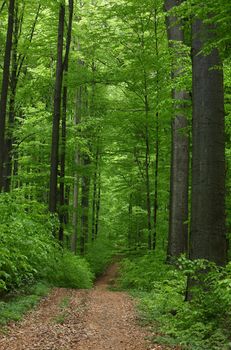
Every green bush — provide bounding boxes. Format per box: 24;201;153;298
119;254;231;350
86;237;115;276
0;191;94;293
47;251;94;289
0;192;59;292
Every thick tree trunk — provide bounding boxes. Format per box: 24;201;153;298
49;3;65;214
0;0;15;192
165;0;189;259
190;19;227;266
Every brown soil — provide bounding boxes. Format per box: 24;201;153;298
0;264;175;350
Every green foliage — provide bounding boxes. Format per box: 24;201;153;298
119;254;231;350
0;191;94;293
0;191;59;291
47;251;94;289
119;253;179;292
86;237;115;276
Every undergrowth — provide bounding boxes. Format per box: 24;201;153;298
0;282;50;327
86;236;115;276
0;191;94;293
119;253;231;350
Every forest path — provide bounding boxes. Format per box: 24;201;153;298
0;263;170;350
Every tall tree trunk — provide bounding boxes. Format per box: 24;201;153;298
59;0;74;242
49;3;65;214
95;167;101;238
153;8;160;251
0;0;15;192
3;3;19;192
128;192;133;248
165;0;189;260
91;144;99;241
80;154;90;255
71;88;82;254
144;94;152;250
189;19;227;266
4;4;41;192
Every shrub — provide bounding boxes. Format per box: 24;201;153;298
0;191;94;292
47;251;94;289
119;254;231;350
86;237;115;276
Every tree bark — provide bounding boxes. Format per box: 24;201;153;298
71;88;82;254
144;96;152;250
91;144;99;241
59;0;74;242
153;9;160;251
165;0;189;259
95;168;101;238
80;154;91;255
0;0;15;192
3;3;19;192
190;18;227;266
49;3;65;214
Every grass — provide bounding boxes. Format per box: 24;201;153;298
0;282;50;329
53;296;71;324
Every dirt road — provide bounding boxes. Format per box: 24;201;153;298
0;264;167;350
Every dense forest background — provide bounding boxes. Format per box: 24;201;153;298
0;0;231;349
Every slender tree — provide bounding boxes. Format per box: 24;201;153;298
49;2;65;214
59;0;74;241
0;0;15;191
71;87;82;254
80;154;91;254
4;4;41;192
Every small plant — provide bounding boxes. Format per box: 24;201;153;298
54;312;67;325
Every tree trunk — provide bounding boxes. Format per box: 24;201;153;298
91;144;99;241
190;18;227;266
165;0;189;259
59;0;74;242
49;3;65;214
144;94;152;250
71;87;82;253
0;0;15;192
3;3;19;192
4;4;41;192
153;9;160;251
95;168;101;238
80;154;91;255
128;193;133;248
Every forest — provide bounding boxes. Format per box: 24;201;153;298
0;0;230;349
